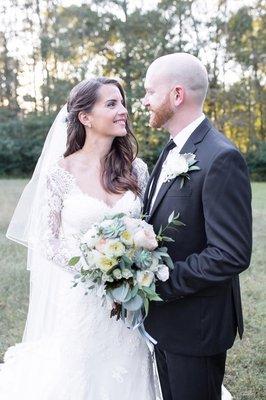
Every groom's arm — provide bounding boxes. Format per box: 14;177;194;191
157;147;252;301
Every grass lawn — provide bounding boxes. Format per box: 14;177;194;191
0;179;265;399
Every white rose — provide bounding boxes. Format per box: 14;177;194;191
122;217;140;234
162;151;189;182
136;270;154;287
169;153;189;175
156;265;169;282
102;239;125;257
96;255;117;273
133;223;158;251
120;230;133;246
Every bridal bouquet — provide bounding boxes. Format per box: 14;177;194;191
69;212;183;332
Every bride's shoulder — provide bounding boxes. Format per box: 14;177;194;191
132;158;149;194
46;157;75;194
132;157;149;176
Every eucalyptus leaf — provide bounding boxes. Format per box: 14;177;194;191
157;246;168;252
68;256;80;266
172;220;186;226
111;283;130;302
143;286;156;296
168;211;175;224
123;294;143;311
123;288;133;303
162;236;175;242
131;285;139;298
144;297;149;317
148;292;163;302
122;255;133;267
164;256;174;269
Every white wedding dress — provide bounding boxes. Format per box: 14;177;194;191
0;159;160;400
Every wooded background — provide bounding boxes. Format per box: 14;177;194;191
0;0;265;178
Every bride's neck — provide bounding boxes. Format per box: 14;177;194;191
79;135;113;163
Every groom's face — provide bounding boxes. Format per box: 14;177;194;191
143;73;174;129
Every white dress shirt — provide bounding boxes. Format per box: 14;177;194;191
149;114;205;211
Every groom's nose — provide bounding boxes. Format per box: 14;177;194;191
142;94;149;108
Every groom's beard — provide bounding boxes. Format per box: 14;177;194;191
149;96;174;128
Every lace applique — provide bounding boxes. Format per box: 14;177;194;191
43;165;77;270
132;157;149;200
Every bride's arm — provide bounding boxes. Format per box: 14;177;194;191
43;169;77;271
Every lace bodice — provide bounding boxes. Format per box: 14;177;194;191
44;158;149;270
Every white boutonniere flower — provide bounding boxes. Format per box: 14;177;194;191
161;148;200;188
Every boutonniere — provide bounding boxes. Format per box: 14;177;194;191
161;148;200;188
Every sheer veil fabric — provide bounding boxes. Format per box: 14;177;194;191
6;105;69;343
6;104;68;251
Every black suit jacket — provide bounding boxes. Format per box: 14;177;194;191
143;118;252;357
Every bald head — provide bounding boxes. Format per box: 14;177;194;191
147;53;209;106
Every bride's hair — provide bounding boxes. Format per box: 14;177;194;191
65;77;140;196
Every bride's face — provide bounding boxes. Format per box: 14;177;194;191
88;84;128;138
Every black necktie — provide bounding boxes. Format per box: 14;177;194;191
145;139;176;214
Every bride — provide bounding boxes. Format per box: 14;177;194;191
0;77;159;400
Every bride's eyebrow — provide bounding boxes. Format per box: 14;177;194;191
105;98;117;103
105;98;124;104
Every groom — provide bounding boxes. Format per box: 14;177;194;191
143;53;252;400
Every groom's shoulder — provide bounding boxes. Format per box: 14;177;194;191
203;120;239;155
197;119;247;173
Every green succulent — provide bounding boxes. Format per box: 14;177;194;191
100;218;125;239
134;249;153;270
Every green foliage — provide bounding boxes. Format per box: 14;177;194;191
0;111;54;176
246;141;266;181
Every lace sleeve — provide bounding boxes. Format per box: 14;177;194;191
133;157;149;200
44;168;76;272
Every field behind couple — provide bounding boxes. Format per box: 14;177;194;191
0;179;265;399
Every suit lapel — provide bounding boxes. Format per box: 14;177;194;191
143;143;170;213
148;118;212;221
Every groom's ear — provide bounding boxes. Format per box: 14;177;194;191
172;86;184;108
